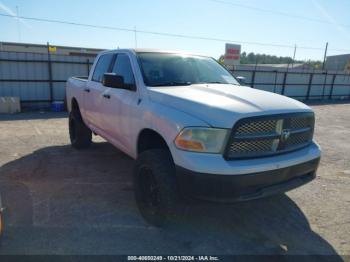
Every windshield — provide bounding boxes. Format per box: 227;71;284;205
137;52;240;87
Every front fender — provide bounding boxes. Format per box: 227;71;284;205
136;100;210;156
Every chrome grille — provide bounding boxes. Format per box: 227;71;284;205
225;113;314;159
290;117;313;129
229;139;275;153
286;131;312;147
236;119;278;135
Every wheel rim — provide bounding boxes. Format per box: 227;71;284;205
137;167;161;213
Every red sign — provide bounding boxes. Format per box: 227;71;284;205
224;44;241;66
225;55;240;60
227;48;240;55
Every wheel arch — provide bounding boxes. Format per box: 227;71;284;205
71;97;80;112
137;128;170;156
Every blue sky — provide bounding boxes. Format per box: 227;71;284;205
0;0;349;60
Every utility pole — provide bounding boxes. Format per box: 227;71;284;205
322;42;328;70
47;42;53;102
16;6;21;42
134;26;138;48
292;44;297;68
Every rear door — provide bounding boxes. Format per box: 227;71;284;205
84;53;115;129
100;53;139;153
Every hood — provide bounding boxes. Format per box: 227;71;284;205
147;84;312;128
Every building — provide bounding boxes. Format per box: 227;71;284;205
0;41;105;110
0;41;104;57
325;54;350;72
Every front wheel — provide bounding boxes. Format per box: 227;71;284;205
69;110;92;149
133;149;181;227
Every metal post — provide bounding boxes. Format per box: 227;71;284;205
329;74;336;100
86;59;90;76
273;70;278;93
251;62;257;88
281;71;287;95
321;72;328;99
322;42;328;70
251;69;256;88
348;75;350;99
47;42;53;103
306;73;314;100
292;44;296;69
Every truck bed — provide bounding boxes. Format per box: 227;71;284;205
66;76;89;112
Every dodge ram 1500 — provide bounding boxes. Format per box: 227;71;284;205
66;49;321;226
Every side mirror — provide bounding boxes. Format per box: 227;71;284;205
103;73;125;88
236;76;246;85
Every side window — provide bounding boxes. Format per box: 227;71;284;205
112;54;135;86
92;54;114;82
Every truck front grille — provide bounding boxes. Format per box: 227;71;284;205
225;113;315;159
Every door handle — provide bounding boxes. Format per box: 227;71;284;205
103;94;111;99
84;88;90;93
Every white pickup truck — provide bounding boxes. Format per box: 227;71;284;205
66;49;321;226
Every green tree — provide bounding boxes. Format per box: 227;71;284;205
219;52;322;68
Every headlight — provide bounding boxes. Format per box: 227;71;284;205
174;127;229;153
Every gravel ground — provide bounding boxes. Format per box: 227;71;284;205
0;104;349;257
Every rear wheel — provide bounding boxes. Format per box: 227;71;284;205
134;149;181;227
69;110;92;149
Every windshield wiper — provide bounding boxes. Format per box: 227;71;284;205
151;81;192;87
201;81;227;84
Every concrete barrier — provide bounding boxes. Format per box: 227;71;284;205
0;97;21;113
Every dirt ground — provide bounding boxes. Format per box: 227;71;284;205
0;103;349;257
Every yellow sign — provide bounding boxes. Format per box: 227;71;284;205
48;46;57;52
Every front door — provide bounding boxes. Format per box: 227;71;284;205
84;53;114;129
100;53;140;153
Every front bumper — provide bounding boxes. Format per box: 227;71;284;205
176;157;320;203
170;141;321;175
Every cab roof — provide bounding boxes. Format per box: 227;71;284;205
99;48;209;58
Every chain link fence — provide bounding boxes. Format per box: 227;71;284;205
1;51;350;111
232;65;350;100
0;51;94;110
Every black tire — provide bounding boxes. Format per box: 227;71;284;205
69;110;92;149
134;149;181;227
